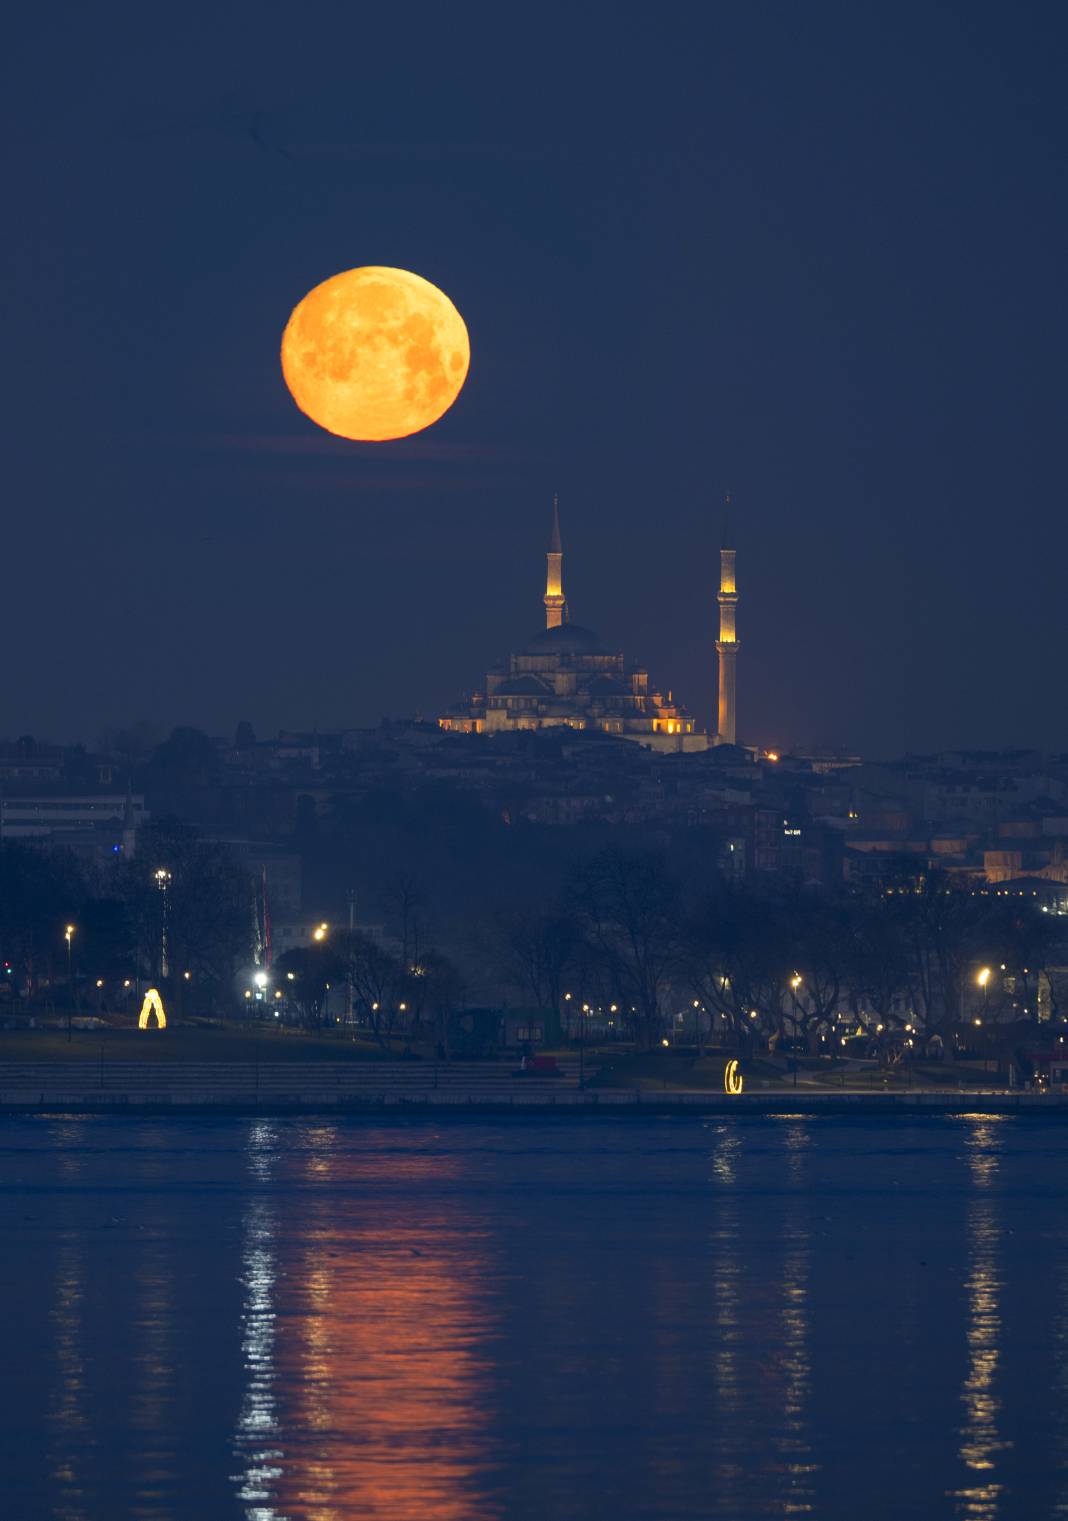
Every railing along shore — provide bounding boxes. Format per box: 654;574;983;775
0;1060;1066;1114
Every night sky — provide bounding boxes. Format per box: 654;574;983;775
4;2;1065;757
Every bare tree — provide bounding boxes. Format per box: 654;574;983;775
567;848;682;1049
381;874;428;972
342;932;403;1047
684;884;790;1047
274;944;345;1028
493;911;578;1042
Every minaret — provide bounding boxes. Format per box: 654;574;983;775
716;511;739;745
544;494;566;629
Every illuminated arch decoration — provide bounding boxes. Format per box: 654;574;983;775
724;1059;743;1096
138;987;167;1030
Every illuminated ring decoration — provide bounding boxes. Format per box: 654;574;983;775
138;987;167;1030
724;1059;743;1095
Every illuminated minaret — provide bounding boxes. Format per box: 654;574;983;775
716;512;739;744
544;494;566;629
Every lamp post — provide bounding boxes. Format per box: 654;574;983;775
977;967;991;1073
64;924;76;1041
154;868;171;979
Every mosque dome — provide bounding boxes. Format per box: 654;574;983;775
522;623;605;656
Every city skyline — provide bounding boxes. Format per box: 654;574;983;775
4;5;1066;754
7;10;1068;1521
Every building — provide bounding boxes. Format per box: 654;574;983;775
0;792;146;860
440;503;741;753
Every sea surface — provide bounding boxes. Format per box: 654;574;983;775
2;1113;1067;1520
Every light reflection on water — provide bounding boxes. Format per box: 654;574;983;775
777;1122;816;1516
3;1115;1068;1520
233;1125;498;1521
233;1121;282;1520
953;1118;1008;1520
48;1238;87;1521
47;1122;88;1521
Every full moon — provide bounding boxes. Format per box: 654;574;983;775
280;266;470;441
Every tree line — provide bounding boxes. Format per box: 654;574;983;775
1;827;1062;1055
493;848;1065;1053
0;821;253;1017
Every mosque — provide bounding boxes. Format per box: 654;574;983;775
438;502;740;753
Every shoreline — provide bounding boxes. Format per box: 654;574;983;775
2;1089;1065;1118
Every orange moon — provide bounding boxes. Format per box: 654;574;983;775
280;266;470;441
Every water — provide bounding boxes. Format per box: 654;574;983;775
2;1113;1067;1520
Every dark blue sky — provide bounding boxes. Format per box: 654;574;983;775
3;2;1065;756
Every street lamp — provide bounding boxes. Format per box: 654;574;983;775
64;924;76;1041
978;966;991;1017
313;922;328;942
977;967;992;1068
154;868;171;978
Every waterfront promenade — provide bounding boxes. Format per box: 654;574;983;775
1;1060;1064;1115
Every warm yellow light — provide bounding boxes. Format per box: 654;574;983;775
724;1059;743;1095
399;1002;407;1012
138;987;167;1030
977;967;991;988
766;751;780;763
95;978;103;988
661;1037;670;1047
281;266;470;442
183;970;192;980
65;924;75;939
790;973;802;990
